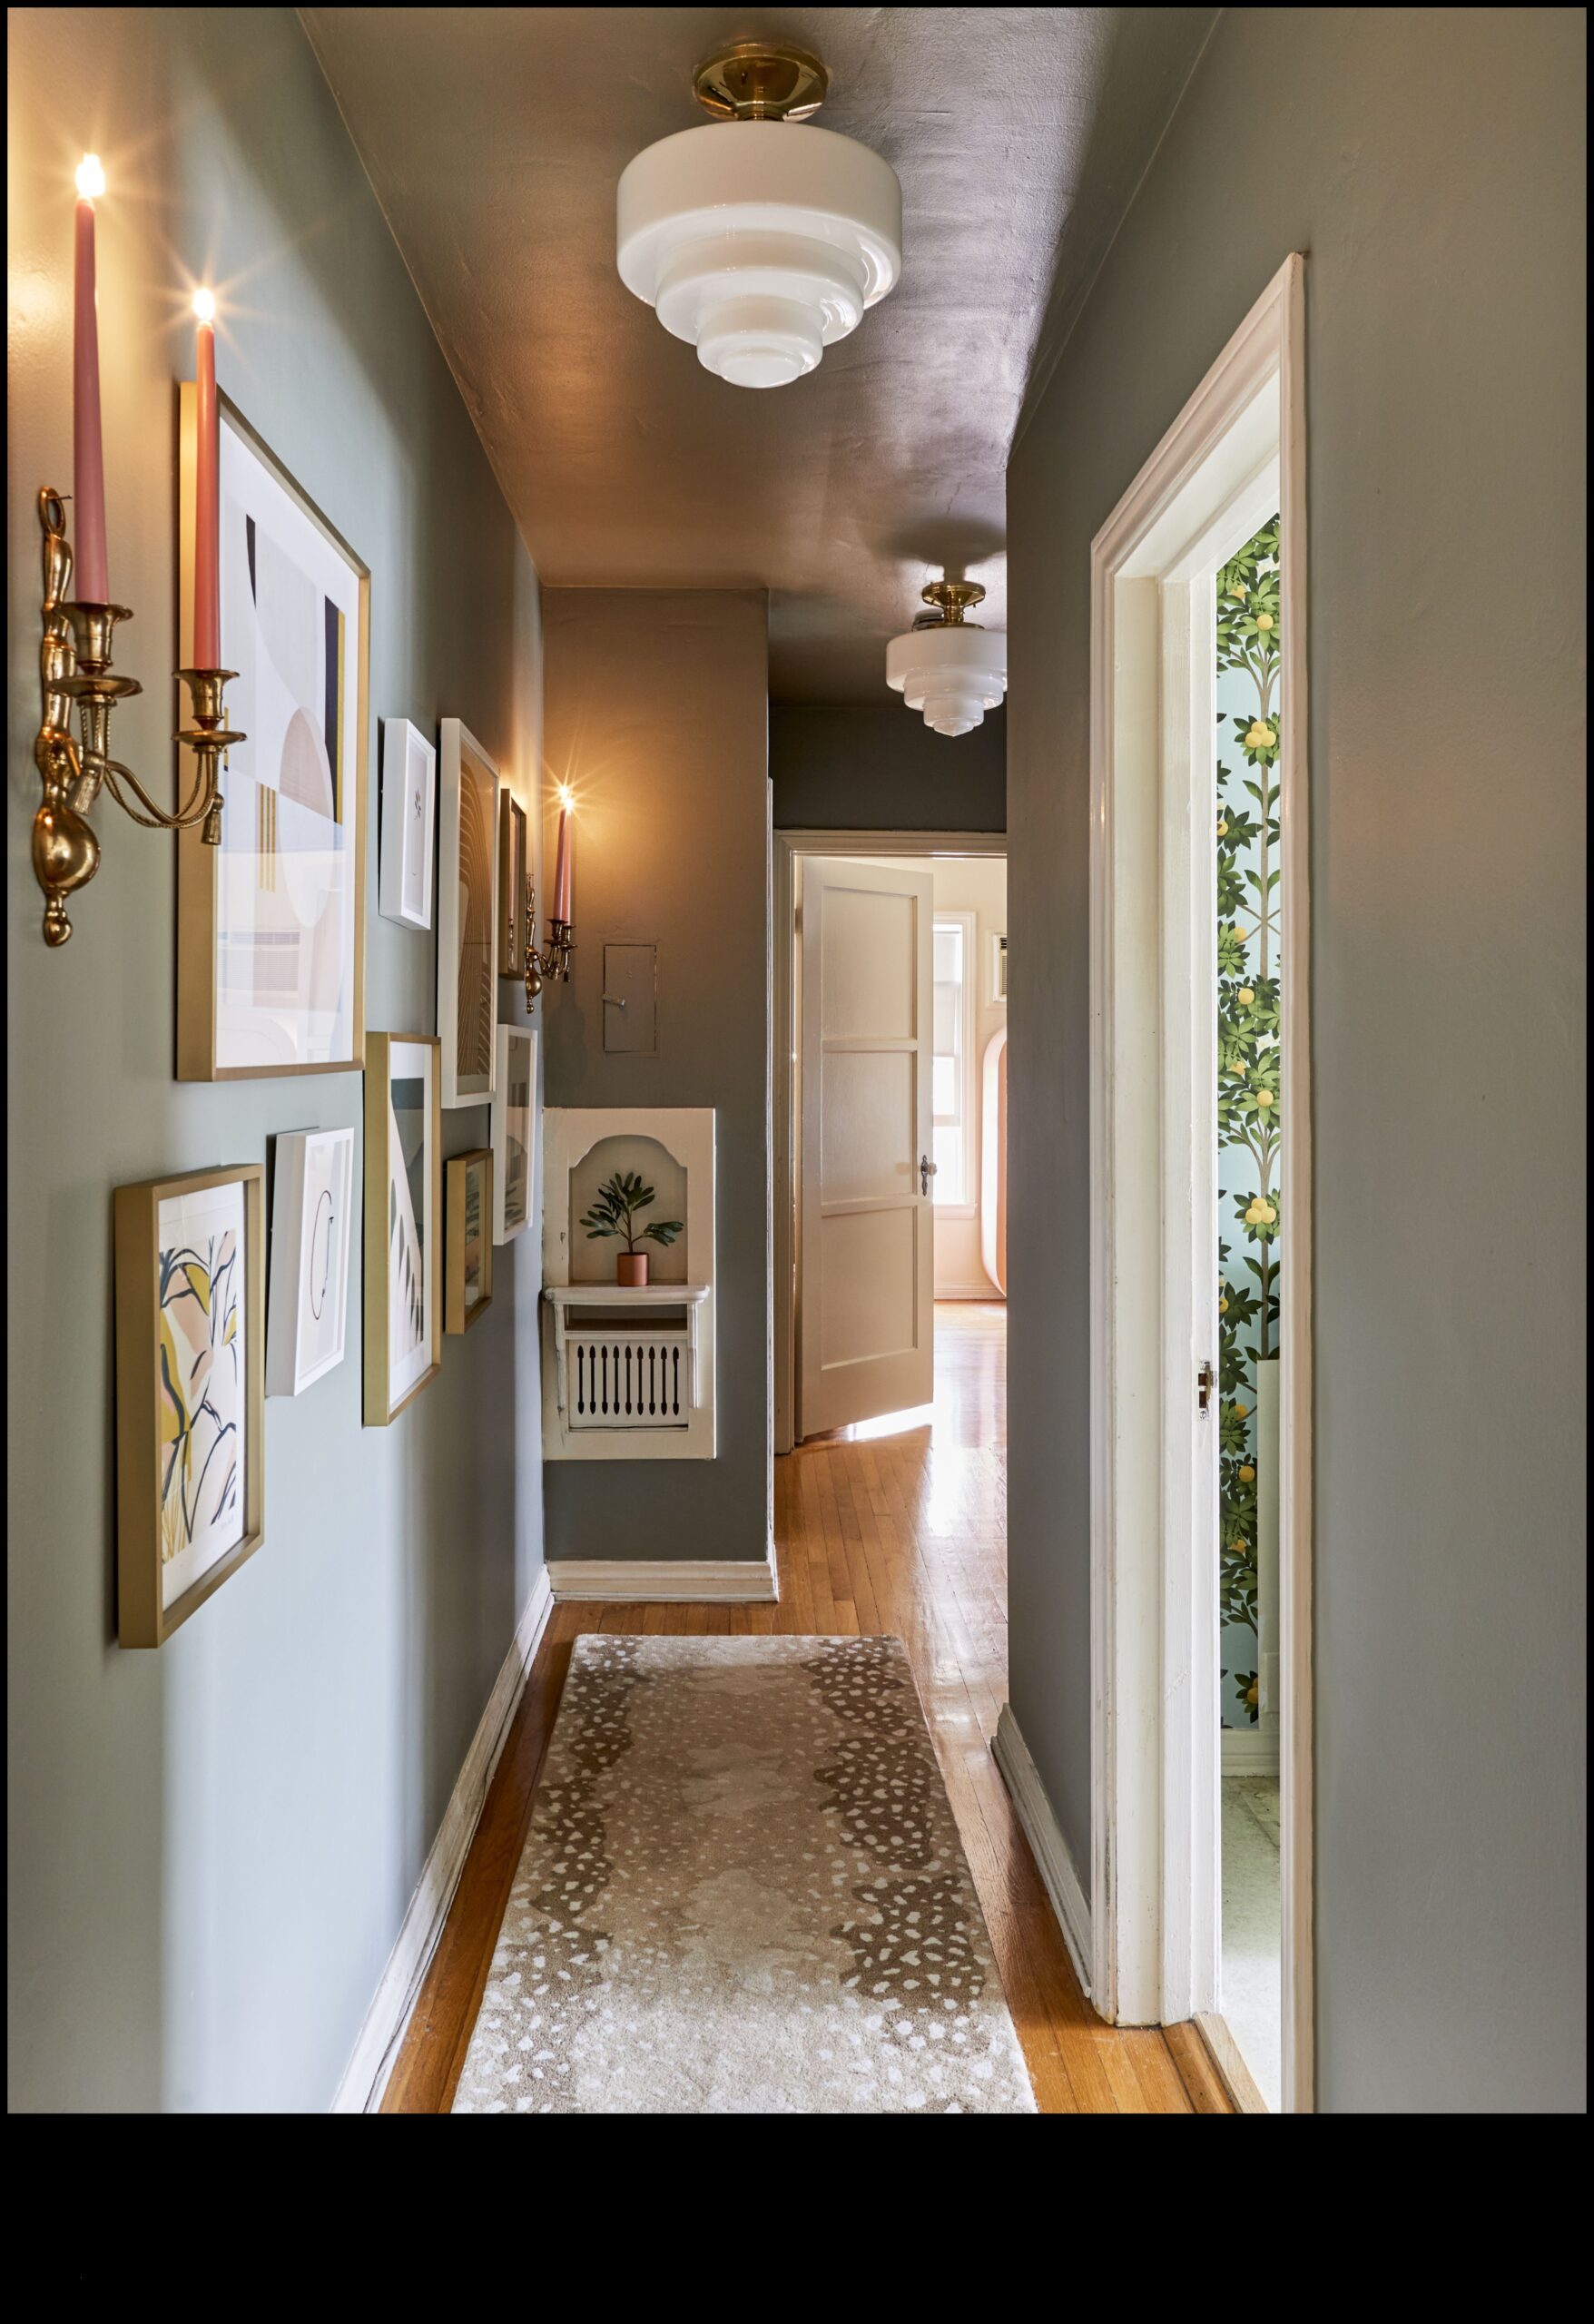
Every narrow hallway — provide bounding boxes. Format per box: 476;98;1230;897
383;1305;1225;2112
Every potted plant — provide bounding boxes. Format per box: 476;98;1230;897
579;1169;683;1287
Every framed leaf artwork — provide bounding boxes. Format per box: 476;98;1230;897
363;1033;442;1424
266;1127;355;1396
438;719;500;1108
379;717;437;931
490;1022;536;1243
113;1163;265;1647
445;1147;495;1333
176;384;369;1080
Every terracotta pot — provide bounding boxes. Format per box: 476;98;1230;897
616;1251;649;1288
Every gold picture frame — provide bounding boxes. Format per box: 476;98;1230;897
113;1163;266;1648
176;382;369;1081
445;1147;496;1333
364;1032;443;1424
497;793;526;976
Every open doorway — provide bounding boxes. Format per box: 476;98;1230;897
773;833;1007;1452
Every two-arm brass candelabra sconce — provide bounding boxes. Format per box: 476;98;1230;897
522;875;574;1007
30;488;243;945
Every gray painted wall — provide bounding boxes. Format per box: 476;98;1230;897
541;590;771;1564
7;7;546;2112
1007;5;1586;2112
772;703;1005;833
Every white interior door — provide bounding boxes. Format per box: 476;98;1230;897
798;857;935;1437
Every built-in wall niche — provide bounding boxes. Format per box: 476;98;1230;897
542;1108;715;1462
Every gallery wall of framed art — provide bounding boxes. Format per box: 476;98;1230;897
176;385;370;1083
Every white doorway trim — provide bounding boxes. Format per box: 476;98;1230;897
772;829;1007;1455
1088;254;1313;2109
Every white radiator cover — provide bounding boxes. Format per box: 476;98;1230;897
568;1327;689;1430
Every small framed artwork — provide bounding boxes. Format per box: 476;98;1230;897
989;931;1009;1003
379;718;436;930
446;1148;495;1332
113;1163;265;1647
176;385;369;1081
438;719;500;1108
363;1032;442;1424
491;1022;536;1244
497;793;526;975
267;1127;355;1396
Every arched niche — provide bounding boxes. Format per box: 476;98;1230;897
567;1132;689;1285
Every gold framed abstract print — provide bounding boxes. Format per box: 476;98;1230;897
363;1033;443;1424
438;719;500;1108
113;1163;266;1647
445;1147;495;1333
177;385;369;1080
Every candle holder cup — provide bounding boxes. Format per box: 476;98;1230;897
30;487;246;943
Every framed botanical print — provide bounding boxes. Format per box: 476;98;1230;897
491;1022;536;1243
266;1127;354;1396
113;1163;265;1647
176;384;369;1080
497;793;526;975
445;1148;495;1333
379;718;437;931
438;719;500;1108
363;1033;442;1424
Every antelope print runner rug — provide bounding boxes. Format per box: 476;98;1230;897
452;1633;1038;2114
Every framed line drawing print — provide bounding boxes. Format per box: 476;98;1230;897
498;793;526;975
177;383;369;1081
113;1162;265;1647
438;718;500;1108
266;1127;354;1396
445;1148;495;1332
379;717;437;931
491;1022;536;1243
363;1032;442;1424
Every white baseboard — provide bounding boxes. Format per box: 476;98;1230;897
547;1554;779;1603
330;1562;555;2114
1222;1725;1281;1776
991;1704;1093;2000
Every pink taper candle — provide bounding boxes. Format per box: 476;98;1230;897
192;290;220;667
551;798;570;924
73;157;110;603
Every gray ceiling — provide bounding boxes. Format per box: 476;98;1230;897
301;6;1215;700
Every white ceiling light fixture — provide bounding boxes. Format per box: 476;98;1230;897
616;42;902;391
887;581;1008;737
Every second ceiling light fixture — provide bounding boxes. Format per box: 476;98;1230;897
616;41;901;389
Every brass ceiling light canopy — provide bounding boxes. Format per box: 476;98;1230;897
616;40;902;389
888;580;1009;737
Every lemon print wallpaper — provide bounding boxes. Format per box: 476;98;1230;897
1216;516;1283;1730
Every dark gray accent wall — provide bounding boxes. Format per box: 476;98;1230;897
1007;6;1585;2112
7;6;545;2112
772;703;1005;832
541;590;771;1563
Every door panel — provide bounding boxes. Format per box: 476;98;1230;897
799;859;934;1436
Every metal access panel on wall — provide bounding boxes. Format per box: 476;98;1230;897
603;943;658;1053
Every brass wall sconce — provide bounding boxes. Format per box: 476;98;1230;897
523;875;574;1007
30;488;243;945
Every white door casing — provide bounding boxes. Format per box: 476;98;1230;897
797;857;935;1437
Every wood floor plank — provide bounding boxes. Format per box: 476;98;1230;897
379;1304;1224;2114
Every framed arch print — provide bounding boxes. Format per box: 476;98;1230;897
176;384;369;1080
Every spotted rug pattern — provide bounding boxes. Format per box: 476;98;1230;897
452;1633;1038;2113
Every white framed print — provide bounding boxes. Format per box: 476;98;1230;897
363;1033;442;1425
491;1023;536;1243
379;718;436;931
438;719;501;1108
989;930;1009;1003
266;1128;355;1396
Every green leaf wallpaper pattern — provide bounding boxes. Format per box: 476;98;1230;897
1216;515;1282;1728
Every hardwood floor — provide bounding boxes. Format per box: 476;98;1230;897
381;1302;1224;2114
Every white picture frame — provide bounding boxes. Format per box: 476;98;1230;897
379;718;436;931
989;929;1009;1003
491;1022;537;1243
438;719;501;1108
266;1128;355;1396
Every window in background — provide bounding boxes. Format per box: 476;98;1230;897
931;912;976;1208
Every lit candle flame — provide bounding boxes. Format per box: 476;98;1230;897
558;784;576;812
192;288;216;324
75;154;106;201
